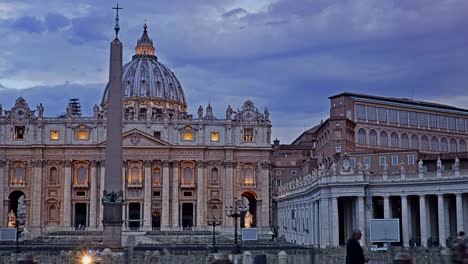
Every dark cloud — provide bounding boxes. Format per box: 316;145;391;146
222;8;247;18
45;13;70;31
11;16;45;33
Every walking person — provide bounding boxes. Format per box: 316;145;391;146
346;229;369;264
452;231;467;264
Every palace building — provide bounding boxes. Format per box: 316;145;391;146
274;92;468;248
0;25;272;237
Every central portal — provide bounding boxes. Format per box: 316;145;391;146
74;203;87;229
181;203;194;228
128;203;141;230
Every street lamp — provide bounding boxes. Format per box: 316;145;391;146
224;198;249;254
206;212;222;253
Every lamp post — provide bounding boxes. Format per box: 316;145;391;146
206;212;222;253
224;198;249;254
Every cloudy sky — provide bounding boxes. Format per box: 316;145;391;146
0;0;467;143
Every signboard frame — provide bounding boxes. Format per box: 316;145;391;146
0;228;17;241
370;218;400;243
241;228;258;241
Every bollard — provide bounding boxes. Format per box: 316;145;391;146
393;253;412;264
243;251;254;264
253;254;267;264
278;251;288;264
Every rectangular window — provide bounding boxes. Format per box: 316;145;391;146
14;126;26;140
429;115;438;129
367;106;377;121
50;130;59;140
356;104;366;120
378;107;387;123
181;132;194;141
291;161;297;166
399;111;408;125
210;132;220;142
409;112;418;126
153;131;161;139
76;191;86;197
243;128;254;142
448;117;456;131
439;115;447;130
183;191;192;197
76;130;89;140
457;118;465;132
276;179;281;187
391;155;399;166
407;154;415;165
364;157;371;169
335;146;342;153
388;109;398;124
418;113;428;128
379;156;387;166
153;191;161;197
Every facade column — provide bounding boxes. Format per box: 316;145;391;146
196;161;205;228
383;195;390;218
0;160;6;227
31;160;43;237
456;193;464;234
122;163;126;225
88;161;97;229
357;196;366;245
319;198;330;247
401;195;409;247
98;161;105;229
63;160;72;228
331;197;339;246
314;201;319;245
438;194;447;247
161;161;170;230
224;161;234;227
143;160;152;230
365;195;373;246
261;161;270;227
419;195;427;247
171;161;179;228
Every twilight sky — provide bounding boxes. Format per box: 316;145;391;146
0;0;467;143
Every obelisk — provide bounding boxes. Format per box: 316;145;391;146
102;3;124;250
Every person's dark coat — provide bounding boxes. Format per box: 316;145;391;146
346;238;365;264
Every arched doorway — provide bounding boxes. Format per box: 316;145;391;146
240;191;257;228
8;191;25;218
152;210;161;229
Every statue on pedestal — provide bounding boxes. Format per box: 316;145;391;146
244;211;253;228
226;105;233;120
7;210;16;228
198;105;203;119
454;157;460;171
37;103;44;118
437;157;443;172
418;159;424;173
93;104;99;118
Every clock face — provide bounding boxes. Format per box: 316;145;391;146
243;110;255;121
15;108;25;118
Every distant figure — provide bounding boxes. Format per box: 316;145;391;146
346;229;368;264
452;231;467;264
37;103;44;118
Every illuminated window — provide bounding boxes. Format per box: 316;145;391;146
243;128;254;142
11;167;25;186
76;125;89;140
14;126;26;140
129;166;141;185
182;132;194;141
50;131;59;140
243;168;254;186
210;132;220;142
152;168;161;186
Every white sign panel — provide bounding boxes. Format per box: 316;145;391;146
370;218;400;243
0;228;16;241
242;228;258;241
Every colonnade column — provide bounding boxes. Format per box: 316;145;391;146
161;161;170;230
357;196;366;245
171;161;179;228
419;195;427;247
196;161;205;228
261;161;270;227
383;196;390;218
438;194;447;247
331;197;339;246
143;160;152;230
31;160;43;236
0;160;5;227
456;193;464;234
62;160;72;228
319;198;330;247
401;195;409;247
89;160;98;229
98;161;105;229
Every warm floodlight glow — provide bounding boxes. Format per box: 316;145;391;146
82;255;92;264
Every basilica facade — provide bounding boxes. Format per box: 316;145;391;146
0;25;272;237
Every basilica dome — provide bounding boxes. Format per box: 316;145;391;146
102;24;187;111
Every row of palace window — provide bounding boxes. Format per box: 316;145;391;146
348;154;417;169
357;128;467;152
13;125;255;143
8;163;257;188
356;104;468;132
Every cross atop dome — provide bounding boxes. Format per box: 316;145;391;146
134;23;155;58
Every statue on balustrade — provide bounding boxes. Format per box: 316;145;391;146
454;157;460;171
418;160;424;173
437;157;443;172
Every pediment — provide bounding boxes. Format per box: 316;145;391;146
99;129;171;147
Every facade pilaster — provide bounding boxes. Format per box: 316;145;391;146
171;161;179;228
261;161;270;227
456;193;464;234
31;159;43;236
438;194;447;247
89;160;98;229
63;160;72;228
161;161;170;229
196;160;205;228
383;195;390;218
224;161;234;227
143;160;152;230
419;195;427;247
401;195;409;247
0;160;5;227
331;197;339;246
319;198;330;247
98;161;105;229
357;196;365;245
314;201;319;245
